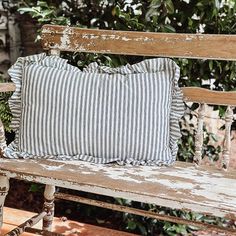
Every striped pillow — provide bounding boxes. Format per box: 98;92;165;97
5;53;185;165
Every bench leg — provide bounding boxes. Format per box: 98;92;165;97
43;184;55;231
0;175;9;229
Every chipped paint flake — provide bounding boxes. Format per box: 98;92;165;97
60;28;71;49
121;37;132;41
40;164;65;171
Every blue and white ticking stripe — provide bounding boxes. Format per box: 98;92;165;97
5;53;185;165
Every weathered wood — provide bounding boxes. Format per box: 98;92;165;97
49;49;60;56
55;192;236;234
42;25;236;60
1;84;235;107
43;185;55;232
25;228;63;236
3;207;137;236
0;158;235;219
0;119;6;155
0;83;15;92
182;87;236;106
194;104;206;164
5;212;47;236
223;106;234;169
0;176;9;229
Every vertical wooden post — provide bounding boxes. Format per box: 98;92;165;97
0;119;6;157
50;49;60;56
43;184;55;231
0;175;9;229
222;106;234;169
194;103;206;164
43;49;58;232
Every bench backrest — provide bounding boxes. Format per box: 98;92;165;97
2;24;236;170
41;25;236;106
40;25;236;170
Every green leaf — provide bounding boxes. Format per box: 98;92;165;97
18;7;37;14
163;24;176;32
37;1;49;8
209;60;213;71
127;220;137;230
165;0;174;14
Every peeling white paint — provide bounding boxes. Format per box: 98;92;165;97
186;36;194;41
155;178;195;190
39;164;65;171
134;37;153;42
1;164;235;219
60;28;71;49
41;28;53;34
82;34;99;40
121;37;132;41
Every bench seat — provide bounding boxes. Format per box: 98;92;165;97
0;158;235;219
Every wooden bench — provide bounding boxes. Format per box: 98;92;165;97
0;24;236;235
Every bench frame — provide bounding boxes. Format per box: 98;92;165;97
0;24;236;235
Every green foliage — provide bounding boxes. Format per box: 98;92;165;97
0;92;12;132
0;73;12;132
18;1;69;24
12;0;236;235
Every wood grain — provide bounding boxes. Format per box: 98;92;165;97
0;83;15;92
182;87;236;105
0;158;235;219
3;207;136;236
41;24;236;60
1;82;235;106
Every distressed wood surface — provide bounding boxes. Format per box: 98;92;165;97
0;83;15;92
223;106;234;169
2;207;138;236
4;212;47;236
0;175;9;229
0;159;235;219
1;85;236;106
194;104;206;164
42;25;236;60
182;87;236;106
43;185;55;232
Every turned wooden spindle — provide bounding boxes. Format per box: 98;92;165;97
194;103;206;165
222;106;234;169
0;176;9;230
43;185;55;231
0;119;6;156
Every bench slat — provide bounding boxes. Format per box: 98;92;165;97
0;159;235;219
1;83;235;105
0;83;15;92
41;25;236;61
182;87;236;105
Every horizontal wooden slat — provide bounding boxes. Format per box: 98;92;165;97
0;158;235;219
1;83;235;106
182;87;236;106
0;83;15;92
41;25;236;60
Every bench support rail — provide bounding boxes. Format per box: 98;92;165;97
55;192;236;234
4;211;47;236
